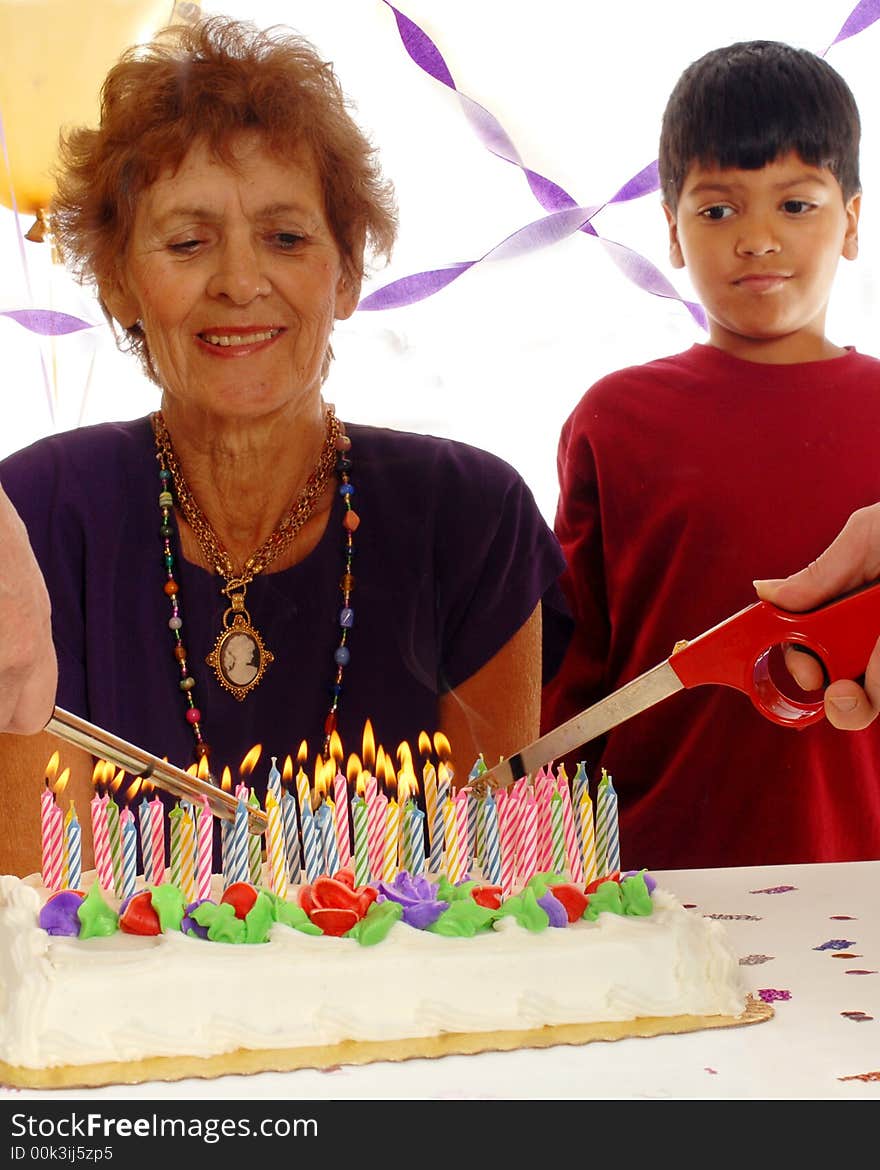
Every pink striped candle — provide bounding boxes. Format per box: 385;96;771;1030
332;772;351;869
366;781;385;882
536;793;553;873
195;796;213;900
497;797;517;897
149;796;166;884
90;793;114;893
40;783;63;890
517;792;538;887
454;790;470;876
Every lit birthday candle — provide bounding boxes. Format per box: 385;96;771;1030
430;758;452;874
138;796;154;884
120;806;138;900
227;795;249;887
64;801;82;891
195;795;213;900
352;793;370;886
280;757;301;883
247;788;262;885
148;794;166;884
168;803;184;887
90;773;114;894
442;795;462;883
381;798;401;882
300;799;322;882
267;756;282;802
420;732;439;857
40;776;63;891
316;798;340;877
264;788;288;898
332;770;351;870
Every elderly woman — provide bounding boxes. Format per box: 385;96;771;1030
0;16;569;874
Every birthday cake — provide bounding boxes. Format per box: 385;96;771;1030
0;864;764;1088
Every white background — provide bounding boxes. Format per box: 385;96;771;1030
2;0;878;523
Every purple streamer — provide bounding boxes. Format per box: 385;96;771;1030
828;0;880;47
1;309;94;336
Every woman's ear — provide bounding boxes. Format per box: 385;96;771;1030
663;203;685;269
99;271;141;329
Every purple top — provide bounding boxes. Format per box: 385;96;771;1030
2;417;569;806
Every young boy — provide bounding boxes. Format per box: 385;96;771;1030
541;41;880;868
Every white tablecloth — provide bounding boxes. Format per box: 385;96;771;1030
5;860;879;1101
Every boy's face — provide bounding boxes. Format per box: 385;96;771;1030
664;151;860;362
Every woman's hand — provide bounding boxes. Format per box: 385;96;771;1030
754;503;880;730
0;486;57;733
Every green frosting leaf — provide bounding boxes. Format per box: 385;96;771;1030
148;883;186;932
620;872;654;917
76;883;118;938
584;879;624;921
348;899;403;945
496;885;550;932
435;875;479;903
243;891;276;944
429;896;496;937
270;896;323;935
524;871;566;900
192;901;246;944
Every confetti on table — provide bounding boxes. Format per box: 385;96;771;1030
749;885;797;894
706;912;763;921
841;1011;874;1022
739;954;775;966
758;988;792;1004
838;1070;880;1083
814;938;857;950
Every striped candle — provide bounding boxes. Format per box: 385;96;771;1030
352;794;370;886
281;787;300;883
497;797;517;897
138;797;154;884
90;792;114;893
579;786;598;884
264;789;288;898
120;807;138;900
149;796;166;885
332;772;351;869
267;756;282;803
422;760;438;855
550;791;566;874
179;812;196;902
536;794;553;873
366;784;386;882
558;777;584;883
316;800;341;877
168;804;184;887
105;793;123;897
429;765;450;874
301;804;322;883
480;794;502;886
442;796;462;883
454;790;471;876
227;797;249;887
195;796;213;900
596;769;620;876
40;785;63;891
295;767;312;823
517;792;538;887
65;803;82;891
381;798;401;882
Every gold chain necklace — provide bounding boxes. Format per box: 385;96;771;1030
151;406;341;699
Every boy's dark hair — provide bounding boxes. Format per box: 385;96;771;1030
659;40;861;211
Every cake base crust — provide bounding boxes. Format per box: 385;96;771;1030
0;996;772;1090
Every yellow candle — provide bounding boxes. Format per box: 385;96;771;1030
382;799;401;882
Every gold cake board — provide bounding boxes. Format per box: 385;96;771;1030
0;996;772;1090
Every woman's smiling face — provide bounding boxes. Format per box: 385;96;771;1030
103;132;359;420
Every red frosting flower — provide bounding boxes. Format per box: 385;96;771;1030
298;869;378;936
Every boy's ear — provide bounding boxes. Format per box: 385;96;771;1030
663;204;685;269
842;192;861;261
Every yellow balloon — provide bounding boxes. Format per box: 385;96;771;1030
0;1;199;216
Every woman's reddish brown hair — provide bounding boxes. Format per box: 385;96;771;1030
51;14;397;363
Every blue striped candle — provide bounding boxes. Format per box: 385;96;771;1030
596;769;620;876
316;801;340;877
281;788;301;883
301;804;322;883
481;793;502;886
65;804;82;890
120;807;137;900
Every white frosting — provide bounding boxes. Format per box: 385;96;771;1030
0;873;747;1071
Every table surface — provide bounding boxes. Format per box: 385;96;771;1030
4;860;879;1101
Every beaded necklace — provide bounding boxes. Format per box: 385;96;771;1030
153;410;357;765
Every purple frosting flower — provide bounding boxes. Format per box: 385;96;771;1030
181;899;212;939
537;890;570;928
374;872;449;929
38;890;85;936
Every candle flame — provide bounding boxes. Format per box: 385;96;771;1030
362;719;376;770
296;739;308;766
397;739;414;774
328;729;344;767
197;754;211;781
379;750;397;796
220;765;233;794
282;755;294;785
433;731;452;761
418;730;432;756
239;744;262;776
110;768;126;796
127;776;143;801
44;751;60;785
54;767;70;798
